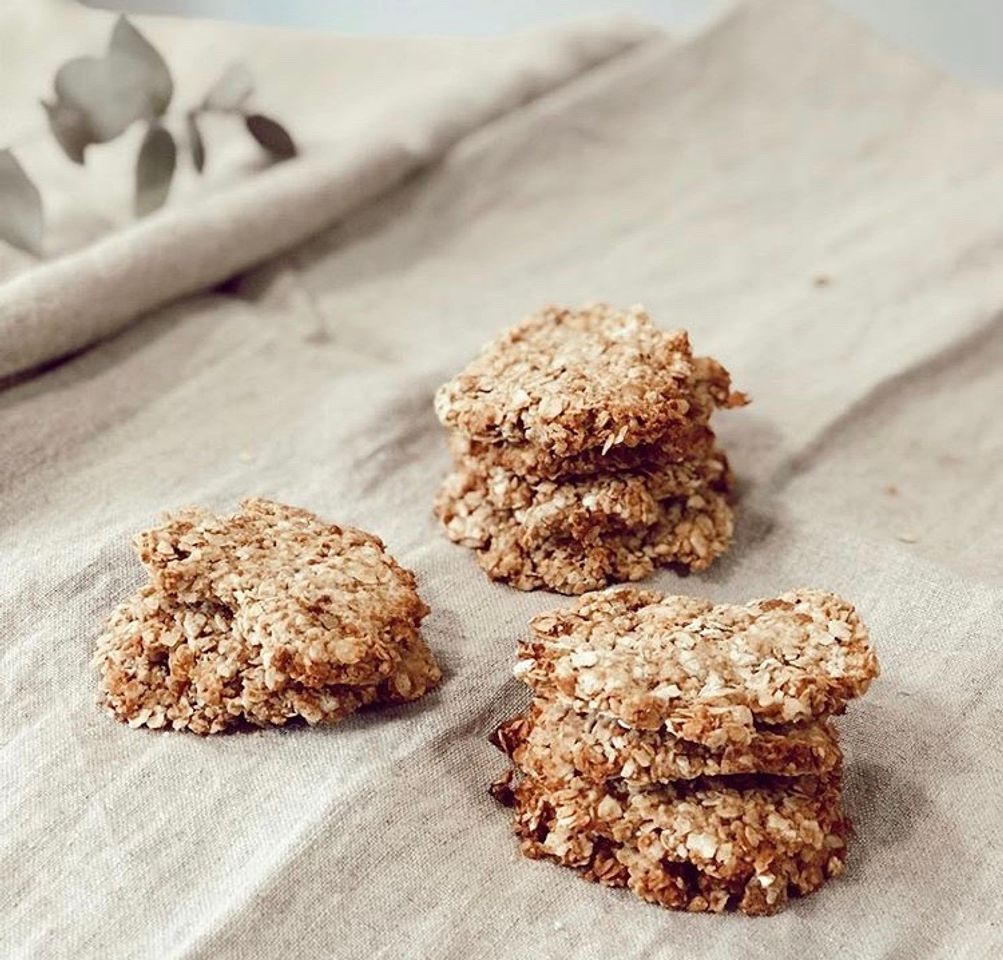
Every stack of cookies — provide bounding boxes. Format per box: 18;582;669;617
95;498;441;734
491;587;880;915
434;303;747;594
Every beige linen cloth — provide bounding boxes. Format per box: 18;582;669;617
3;1;1003;957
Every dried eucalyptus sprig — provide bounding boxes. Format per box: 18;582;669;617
187;62;297;174
0;151;44;255
0;16;297;255
44;17;174;165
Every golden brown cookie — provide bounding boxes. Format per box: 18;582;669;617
436;458;733;594
96;499;440;734
440;450;730;544
94;587;440;734
447;419;718;483
434;304;745;464
135;497;429;688
504;770;849;916
518;588;879;740
493;700;843;786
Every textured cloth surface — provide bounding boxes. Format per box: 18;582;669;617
3;0;1003;957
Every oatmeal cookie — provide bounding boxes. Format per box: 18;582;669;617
94;586;440;734
504;770;849;916
493;700;842;785
437;448;731;549
434;304;745;461
437;477;734;595
518;588;878;740
448;422;718;483
136;498;429;688
97;499;440;733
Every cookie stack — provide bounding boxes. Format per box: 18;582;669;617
434;303;747;594
95;498;441;734
491;587;880;916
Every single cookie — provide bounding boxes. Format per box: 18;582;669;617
438;448;731;550
438;479;734;594
518;588;879;740
434;304;745;461
95;585;440;734
493;700;842;785
448;353;738;481
448;418;718;484
503;771;849;916
135;498;429;688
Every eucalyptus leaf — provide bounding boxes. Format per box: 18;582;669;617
203;63;254;113
0;150;44;255
135;123;176;217
51;16;173;147
109;16;173;116
186;111;206;173
42;98;92;165
245;114;296;160
54;55;150;142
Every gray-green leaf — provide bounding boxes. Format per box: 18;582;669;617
109;16;173;117
51;16;173;146
135;123;176;217
54;55;147;142
0;150;44;255
42;98;92;165
203;63;254;113
245;114;297;160
186;111;206;173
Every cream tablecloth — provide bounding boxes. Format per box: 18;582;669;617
2;1;1002;957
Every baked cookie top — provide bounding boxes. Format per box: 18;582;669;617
434;304;744;459
135;498;429;688
517;587;878;739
